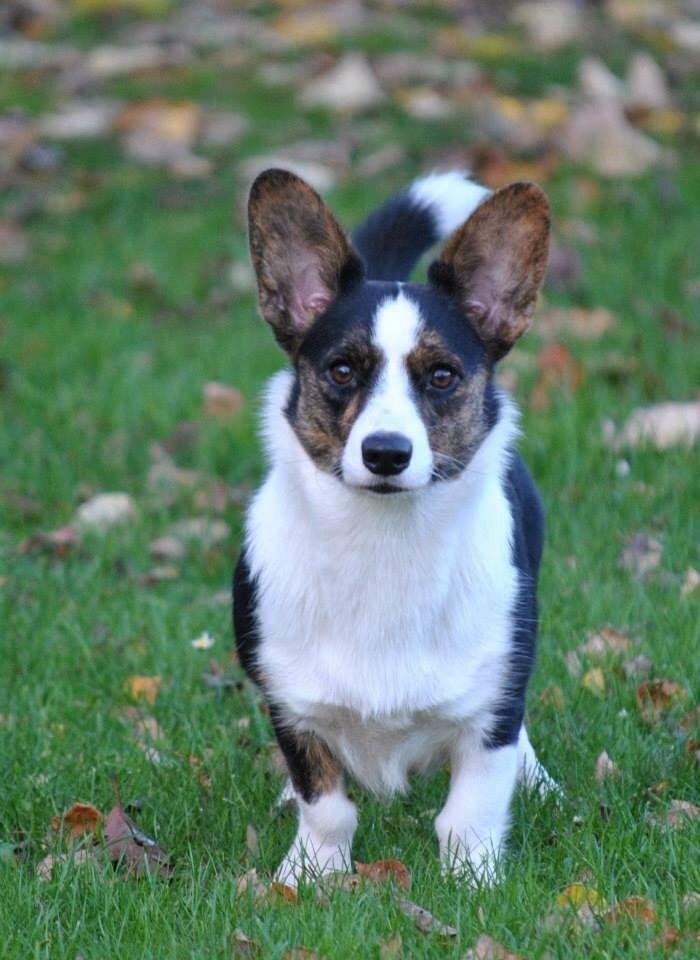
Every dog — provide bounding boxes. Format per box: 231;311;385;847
233;167;557;887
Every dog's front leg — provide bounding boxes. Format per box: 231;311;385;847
435;735;518;884
273;724;356;888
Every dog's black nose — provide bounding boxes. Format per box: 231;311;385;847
361;432;412;476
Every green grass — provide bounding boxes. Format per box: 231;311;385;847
1;6;699;958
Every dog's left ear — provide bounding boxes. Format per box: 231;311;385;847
428;182;550;361
248;168;363;354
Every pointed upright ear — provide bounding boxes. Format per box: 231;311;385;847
428;182;550;361
248;168;363;353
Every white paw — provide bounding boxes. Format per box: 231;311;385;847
439;837;503;886
275;838;352;888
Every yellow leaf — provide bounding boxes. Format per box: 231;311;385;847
125;675;161;706
581;667;606;696
557;883;607;910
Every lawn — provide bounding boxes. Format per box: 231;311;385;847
0;2;698;958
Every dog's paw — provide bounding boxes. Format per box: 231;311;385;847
275;837;352;888
439;839;503;887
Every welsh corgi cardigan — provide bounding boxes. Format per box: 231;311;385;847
234;168;556;886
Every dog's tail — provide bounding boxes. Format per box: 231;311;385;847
352;170;490;282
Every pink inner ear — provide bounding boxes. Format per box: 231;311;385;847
291;259;332;330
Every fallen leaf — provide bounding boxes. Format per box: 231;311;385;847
531;343;584;411
77;492;135;531
39;99;119;140
579;627;634;659
125;675;162;706
560;101;671;176
636;679;686;721
169;517;230;549
0;221;29;263
355;859;411;891
612;402;700;451
191;631;215;651
463;932;524;959
594;751;620;783
682;892;700;909
650;799;700;830
149;536;185;562
103;776;172;877
625;52;671;112
270;881;298;904
621;655;653;680
284;949;320;960
378;932;403;959
245;824;259;860
681;568;700;598
236;867;268;903
556;882;607;911
202;381;245;420
536;306;615;340
512;1;583;51
399;898;456;937
605;896;657;925
564;650;582;677
300;54;385;113
621;533;663;578
36;853;63;882
17;523;80;556
52;803;103;844
232;928;259;958
582;668;606;696
138;566;179;586
539;685;565;709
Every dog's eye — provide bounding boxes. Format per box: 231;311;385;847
429;367;458;390
328;361;354;386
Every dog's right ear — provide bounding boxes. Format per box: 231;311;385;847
248;169;363;354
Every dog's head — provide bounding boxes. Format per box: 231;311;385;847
248;169;549;494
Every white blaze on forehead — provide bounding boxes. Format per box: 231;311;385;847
341;291;434;490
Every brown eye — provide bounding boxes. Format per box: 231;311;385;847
329;361;354;386
429;368;457;390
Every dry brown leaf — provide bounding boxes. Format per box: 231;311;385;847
233;928;259;958
202;381;245;421
169;517;230;549
125;675;162;706
103;777;172;878
621;655;653;680
531;343;584;411
51;802;103;843
652;799;700;830
138;566;180;586
36;852;63;882
270;881;298;904
399;898;456;937
581;668;606;697
236;867;268;903
605;895;657;925
512;1;583;51
636;679;686;721
355;858;411;891
613;402;700;451
621;533;663;578
77;492;136;530
117;99;200;145
17;523;80;556
300;54;385;113
378;932;403;959
539;685;565;709
594;751;620;784
149;536;185;561
579;627;634;659
682;892;700;909
463;932;524;960
681;568;700;598
533;307;616;340
245;824;259;860
284;950;320;960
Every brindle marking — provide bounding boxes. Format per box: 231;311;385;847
271;712;341;803
429;182;550;360
248;168;363;354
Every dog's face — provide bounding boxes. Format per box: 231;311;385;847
248;170;550;494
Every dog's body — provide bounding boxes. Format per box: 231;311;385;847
234;169;555;885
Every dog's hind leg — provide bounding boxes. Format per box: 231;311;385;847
517;726;561;798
